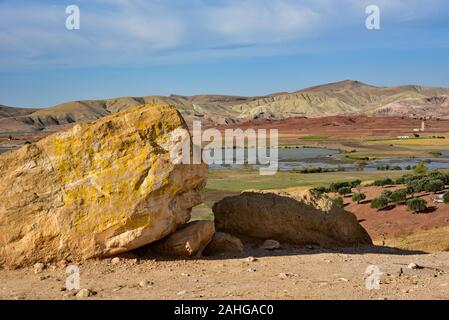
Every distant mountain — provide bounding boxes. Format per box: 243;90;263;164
373;95;449;119
1;80;449;132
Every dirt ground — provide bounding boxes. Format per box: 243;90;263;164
345;186;449;242
1;245;449;300
221;116;449;138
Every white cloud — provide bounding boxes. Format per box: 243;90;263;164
200;0;322;44
0;0;447;68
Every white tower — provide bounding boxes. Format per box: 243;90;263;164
421;120;425;132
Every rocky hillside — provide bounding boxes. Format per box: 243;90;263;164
1;80;449;132
373;95;449;119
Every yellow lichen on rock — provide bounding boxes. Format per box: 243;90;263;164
0;104;207;268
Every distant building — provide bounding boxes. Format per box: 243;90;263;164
397;135;410;139
413;120;425;132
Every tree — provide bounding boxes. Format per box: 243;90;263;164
414;161;428;174
406;198;427;213
312;186;330;195
390;189;407;203
352;192;366;204
334;197;344;208
370;196;389;209
330;181;350;192
424;179;444;193
373;178;394;186
338;187;352;196
350;179;362;188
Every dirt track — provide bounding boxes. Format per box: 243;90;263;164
1;245;449;300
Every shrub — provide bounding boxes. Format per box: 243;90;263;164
428;170;449;184
333;197;344;208
330;181;350;192
352;192;366;204
312;186;330;194
406;198;427;213
424;179;444;193
350;179;362;188
444;191;449;204
390;189;407;203
381;190;393;199
395;176;405;184
338;186;352;196
370;196;389;209
414;161;428;174
373;178;394;186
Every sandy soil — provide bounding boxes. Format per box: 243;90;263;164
1;245;449;300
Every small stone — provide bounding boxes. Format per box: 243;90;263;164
246;268;257;272
279;273;290;280
191;278;199;283
246;256;257;263
139;280;153;287
177;290;187;296
261;239;281;250
33;263;45;274
407;263;423;270
76;288;93;299
39;275;50;281
63;290;77;298
339;277;349;282
113;285;125;292
57;259;68;268
111;257;121;265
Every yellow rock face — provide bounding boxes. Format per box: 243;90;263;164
0;104;207;268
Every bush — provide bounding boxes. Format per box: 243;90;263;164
350;179;362;188
312;186;330;194
338;186;352;196
381;190;393;199
333;197;344;208
414;161;428;174
428;170;449;184
330;181;350;192
444;191;449;204
371;196;390;209
424;179;444;193
352;192;366;204
390;189;407;203
406;198;427;213
373;178;394;186
395;176;405;184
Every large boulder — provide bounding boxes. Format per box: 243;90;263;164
213;191;372;247
0;104;207;268
149;220;215;257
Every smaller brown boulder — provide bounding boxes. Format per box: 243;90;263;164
150;221;215;257
203;232;244;256
260;239;281;250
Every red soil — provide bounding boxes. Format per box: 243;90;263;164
214;116;449;137
345;185;449;240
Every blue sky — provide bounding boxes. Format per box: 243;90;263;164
0;0;448;107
